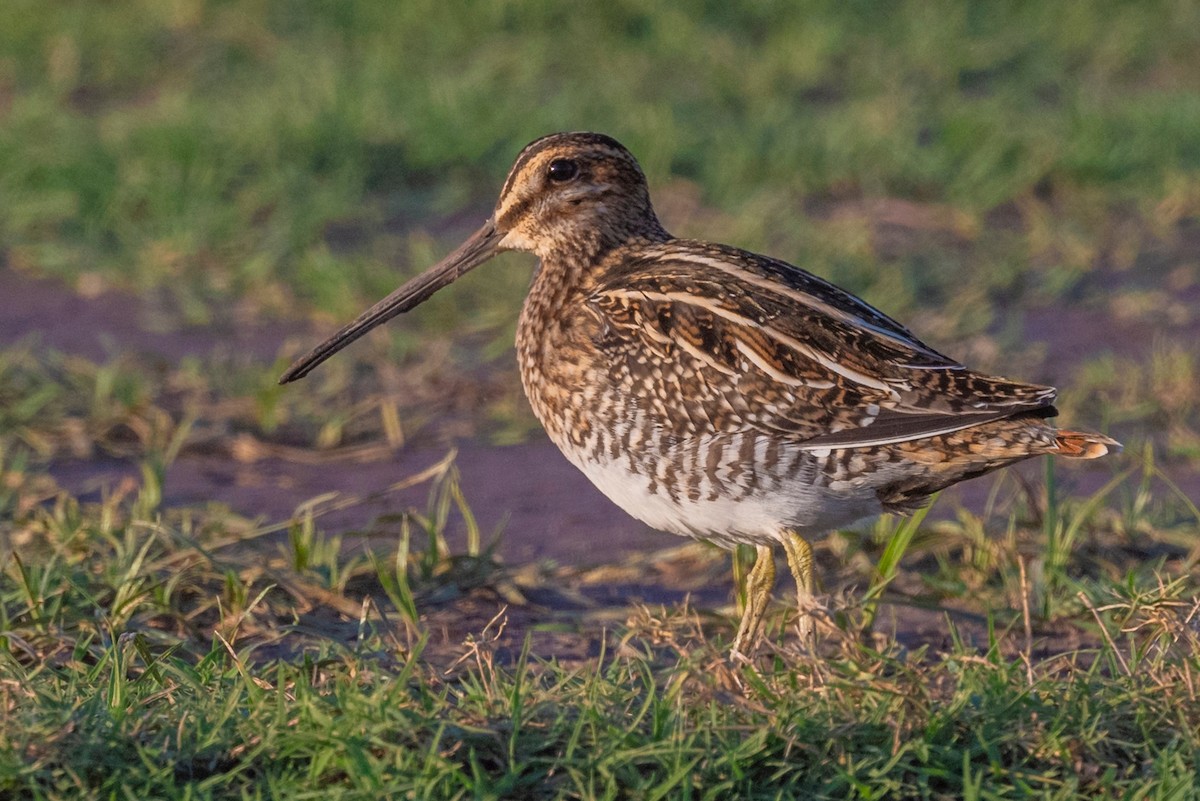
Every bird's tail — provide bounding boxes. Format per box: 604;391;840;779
1054;430;1122;459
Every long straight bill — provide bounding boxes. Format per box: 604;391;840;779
280;221;501;384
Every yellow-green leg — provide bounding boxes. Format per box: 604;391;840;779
731;544;775;660
781;531;815;648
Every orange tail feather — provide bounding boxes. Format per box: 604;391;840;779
1054;430;1121;459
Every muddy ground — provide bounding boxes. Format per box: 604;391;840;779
3;262;1197;659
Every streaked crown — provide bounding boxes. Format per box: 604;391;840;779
494;132;670;258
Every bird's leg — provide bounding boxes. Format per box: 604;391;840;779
731;544;775;660
781;531;816;649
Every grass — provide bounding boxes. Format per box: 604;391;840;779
3;450;1200;798
10;625;1200;798
3;1;1200;797
3;1;1200;332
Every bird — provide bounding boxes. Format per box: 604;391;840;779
280;132;1120;658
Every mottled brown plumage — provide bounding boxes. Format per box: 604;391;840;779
281;132;1120;657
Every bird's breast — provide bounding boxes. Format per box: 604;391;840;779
516;279;607;446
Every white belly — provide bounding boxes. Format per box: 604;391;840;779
560;444;885;550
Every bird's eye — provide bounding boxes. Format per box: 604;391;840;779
547;159;579;182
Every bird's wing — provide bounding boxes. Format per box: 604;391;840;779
587;240;1056;447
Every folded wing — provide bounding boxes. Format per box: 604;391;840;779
589;241;1056;448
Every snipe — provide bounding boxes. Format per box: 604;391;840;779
281;132;1119;658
